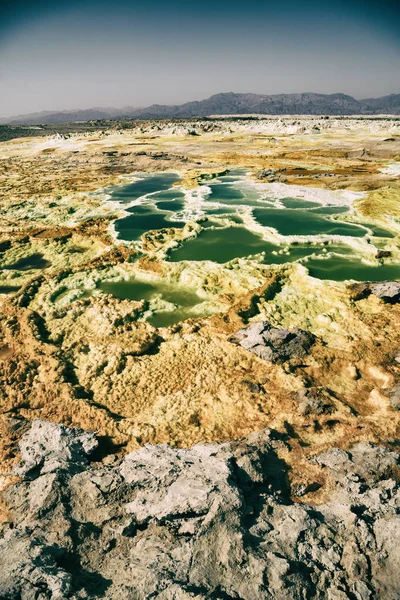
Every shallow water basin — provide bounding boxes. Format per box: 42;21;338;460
110;172;180;204
99;278;219;327
168;227;276;263
252;208;367;237
115;205;186;241
2;253;51;271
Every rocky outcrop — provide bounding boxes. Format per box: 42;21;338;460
371;281;400;303
348;281;400;304
293;386;336;416
230;321;315;363
1;420;400;599
256;168;286;182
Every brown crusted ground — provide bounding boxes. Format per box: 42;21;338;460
0;117;399;504
1;263;399;504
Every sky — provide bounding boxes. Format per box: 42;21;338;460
0;0;399;117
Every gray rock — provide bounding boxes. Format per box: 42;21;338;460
0;531;73;600
387;384;400;409
294;387;336;415
120;443;241;524
0;421;400;599
370;281;400;303
348;281;400;304
230;320;315;363
15;419;98;479
256;168;286;182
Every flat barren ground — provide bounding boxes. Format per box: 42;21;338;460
1;116;400;504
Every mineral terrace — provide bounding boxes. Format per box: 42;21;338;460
0;116;400;598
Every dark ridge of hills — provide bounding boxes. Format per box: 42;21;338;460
1;92;400;125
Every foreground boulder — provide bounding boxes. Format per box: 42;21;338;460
0;420;400;599
230;320;315;363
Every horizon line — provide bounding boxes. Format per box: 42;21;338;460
1;90;399;123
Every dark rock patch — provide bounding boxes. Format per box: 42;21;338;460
230;321;315;363
375;250;392;259
293;387;336;416
348;280;400;304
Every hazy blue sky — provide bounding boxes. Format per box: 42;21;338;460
0;0;399;117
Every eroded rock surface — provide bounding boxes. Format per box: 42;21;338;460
1;420;400;599
348;280;400;303
230;320;315;363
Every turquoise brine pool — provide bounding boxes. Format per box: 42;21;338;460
168;227;276;263
108;171;399;283
252;208;367;237
306;258;400;282
114;204;186;241
110;172;181;204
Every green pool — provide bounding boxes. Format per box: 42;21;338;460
108;172;399;283
99;278;218;327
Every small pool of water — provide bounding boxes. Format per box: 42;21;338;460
364;223;396;238
305;257;400;282
252;208;367;237
1;253;51;271
207;183;263;207
213;176;246;183
168;227;276;263
115;205;186;241
213;169;249;182
67;246;88;254
309;206;350;215
99;279;200;305
99;278;217;327
281;198;322;209
205;207;237;216
110;172;181;204
151;189;186;212
0;284;20;294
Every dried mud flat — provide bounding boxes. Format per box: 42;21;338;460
0;117;400;598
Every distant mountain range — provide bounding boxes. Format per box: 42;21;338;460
1;92;400;125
